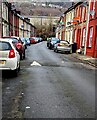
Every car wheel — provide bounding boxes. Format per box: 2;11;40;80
55;49;58;53
18;62;20;71
23;50;25;59
48;46;50;49
54;49;56;52
20;53;23;60
25;45;27;49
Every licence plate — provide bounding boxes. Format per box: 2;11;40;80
0;60;5;64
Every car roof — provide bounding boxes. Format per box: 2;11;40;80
0;38;13;42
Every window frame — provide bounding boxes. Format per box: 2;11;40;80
88;27;93;48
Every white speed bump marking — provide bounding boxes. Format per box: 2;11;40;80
30;61;41;66
26;106;30;109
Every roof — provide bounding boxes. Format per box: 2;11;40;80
0;38;13;42
64;2;83;14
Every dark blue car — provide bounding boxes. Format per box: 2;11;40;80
48;37;60;49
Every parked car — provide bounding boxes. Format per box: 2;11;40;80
54;40;72;53
30;37;38;44
47;37;60;49
38;37;43;42
21;37;30;47
25;38;30;46
47;38;51;47
3;36;25;60
21;37;28;49
0;38;20;76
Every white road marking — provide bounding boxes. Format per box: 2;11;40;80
26;106;30;109
30;61;41;66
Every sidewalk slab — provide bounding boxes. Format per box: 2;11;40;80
71;53;97;68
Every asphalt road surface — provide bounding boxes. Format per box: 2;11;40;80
2;41;96;119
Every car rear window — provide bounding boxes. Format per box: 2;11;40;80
52;38;60;41
0;41;12;51
3;38;18;43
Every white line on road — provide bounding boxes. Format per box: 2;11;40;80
30;61;41;66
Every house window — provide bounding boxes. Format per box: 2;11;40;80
88;27;93;47
90;1;95;18
76;8;78;17
82;28;86;46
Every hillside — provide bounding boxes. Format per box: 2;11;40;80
13;2;72;16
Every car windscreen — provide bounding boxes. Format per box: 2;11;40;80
60;41;69;46
0;41;12;51
51;38;60;41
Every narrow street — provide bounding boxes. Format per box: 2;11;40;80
2;41;95;118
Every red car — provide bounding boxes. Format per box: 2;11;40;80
2;36;25;60
29;37;38;44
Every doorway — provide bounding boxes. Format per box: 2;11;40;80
77;29;81;49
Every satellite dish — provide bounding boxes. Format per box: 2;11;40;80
89;10;95;16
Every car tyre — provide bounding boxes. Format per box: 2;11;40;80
23;50;25;59
55;49;58;53
20;53;23;60
18;62;20;71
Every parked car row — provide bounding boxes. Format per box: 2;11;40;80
3;36;26;60
0;36;43;77
47;37;72;54
0;38;20;76
0;36;31;76
30;37;43;44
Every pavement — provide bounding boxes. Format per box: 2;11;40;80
71;53;97;68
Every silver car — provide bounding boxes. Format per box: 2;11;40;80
0;38;20;76
54;40;72;53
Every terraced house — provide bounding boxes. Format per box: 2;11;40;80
56;1;97;58
86;0;97;58
1;0;9;37
0;0;36;38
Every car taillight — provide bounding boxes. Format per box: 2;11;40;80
9;49;15;58
58;43;60;46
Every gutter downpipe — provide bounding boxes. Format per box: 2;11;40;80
84;0;91;55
